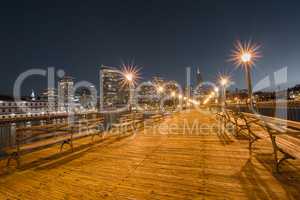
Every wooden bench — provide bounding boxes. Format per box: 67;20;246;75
132;112;144;129
232;112;300;172
216;109;234;127
255;117;300;172
216;109;265;154
230;111;262;153
146;114;164;125
111;113;135;134
5;117;105;168
216;109;242;135
77;117;105;141
5;122;71;168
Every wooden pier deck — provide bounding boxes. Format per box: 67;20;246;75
1;110;300;199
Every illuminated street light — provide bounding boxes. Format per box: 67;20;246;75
178;94;183;99
121;64;141;87
219;75;230;109
121;64;140;112
231;40;261;106
241;52;251;63
171;91;176;97
157;86;164;93
125;73;133;82
214;87;219;93
220;77;228;86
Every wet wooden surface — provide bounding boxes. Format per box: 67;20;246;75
0;110;300;199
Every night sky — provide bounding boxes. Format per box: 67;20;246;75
1;0;300;96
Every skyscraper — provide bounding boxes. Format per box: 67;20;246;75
99;65;129;111
58;76;74;112
41;88;57;112
196;68;203;86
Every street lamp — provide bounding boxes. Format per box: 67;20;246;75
171;91;176;109
121;64;140;87
214;87;219;103
121;65;140;112
157;86;164;93
214;87;219;93
231;40;261;107
220;77;228;86
219;76;229;109
156;85;164;111
125;73;133;82
171;91;176;97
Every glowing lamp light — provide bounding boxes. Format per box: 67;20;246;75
125;73;133;82
220;78;228;86
157;86;164;93
171;91;176;97
178;94;183;99
241;52;252;63
230;40;261;68
121;64;141;87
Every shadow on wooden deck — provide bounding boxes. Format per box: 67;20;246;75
236;152;300;200
0;133;134;176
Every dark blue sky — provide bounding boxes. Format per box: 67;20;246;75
1;0;300;95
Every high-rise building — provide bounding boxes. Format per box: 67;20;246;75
58;76;74;112
89;85;97;109
99;65;129;110
196;68;203;86
41;88;57;112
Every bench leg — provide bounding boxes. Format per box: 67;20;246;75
7;152;21;168
91;131;103;142
275;147;295;173
269;135;295;173
270;135;280;172
248;135;259;156
60;139;74;152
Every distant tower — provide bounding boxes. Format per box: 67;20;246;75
58;76;74;112
196;68;203;86
90;85;97;109
30;89;36;101
99;65;129;111
42;88;56;112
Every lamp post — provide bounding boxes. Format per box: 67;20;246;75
124;72;134;112
171;91;176;110
241;52;253;106
156;85;164;111
231;41;261;108
220;77;228;110
214;87;219;104
121;64;141;112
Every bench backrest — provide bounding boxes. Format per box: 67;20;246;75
16;122;71;146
